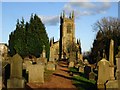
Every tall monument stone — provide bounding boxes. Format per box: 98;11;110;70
109;39;115;80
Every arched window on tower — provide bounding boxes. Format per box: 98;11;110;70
67;24;72;33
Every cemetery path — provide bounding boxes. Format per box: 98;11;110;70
26;60;77;89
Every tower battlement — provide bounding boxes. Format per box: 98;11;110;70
60;11;74;20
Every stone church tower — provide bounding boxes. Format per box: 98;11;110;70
49;11;82;61
60;11;76;59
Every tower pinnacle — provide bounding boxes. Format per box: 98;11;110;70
72;11;74;18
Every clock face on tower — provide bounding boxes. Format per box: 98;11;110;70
67;24;72;33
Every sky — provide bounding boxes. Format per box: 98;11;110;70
1;1;118;52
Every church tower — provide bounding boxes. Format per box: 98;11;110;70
59;11;76;59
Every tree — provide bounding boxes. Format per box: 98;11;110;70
9;14;50;59
90;17;120;64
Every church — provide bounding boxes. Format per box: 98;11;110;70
49;11;83;62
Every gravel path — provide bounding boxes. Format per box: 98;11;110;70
27;61;77;89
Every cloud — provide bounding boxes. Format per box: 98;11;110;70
63;2;111;17
93;2;111;14
39;15;59;26
63;3;73;13
70;2;96;9
39;2;111;26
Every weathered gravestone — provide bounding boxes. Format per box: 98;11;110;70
49;46;55;62
106;47;120;89
77;50;83;62
75;64;79;69
106;80;118;89
79;66;84;73
41;45;46;58
89;68;96;80
23;60;32;70
97;58;111;89
116;48;120;89
84;65;91;79
7;54;24;88
68;61;74;68
84;59;89;65
89;72;96;80
28;64;44;83
39;45;47;64
46;62;56;71
37;57;47;65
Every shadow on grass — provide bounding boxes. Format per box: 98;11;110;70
68;67;97;90
72;82;97;90
69;67;86;78
72;76;97;90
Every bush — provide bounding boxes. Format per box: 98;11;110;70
9;14;50;59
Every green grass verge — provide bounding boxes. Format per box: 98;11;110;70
69;67;97;90
69;67;78;73
72;75;97;90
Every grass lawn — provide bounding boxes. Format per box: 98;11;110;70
72;75;97;90
69;67;97;90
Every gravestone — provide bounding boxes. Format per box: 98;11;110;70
89;71;96;80
97;58;111;89
106;80;118;89
7;54;24;88
46;62;56;71
115;47;120;89
40;45;47;64
77;51;83;62
109;39;115;80
109;39;114;65
84;59;89;65
28;64;44;83
24;56;30;61
10;54;22;78
7;78;24;88
37;57;47;65
79;66;84;73
49;46;55;62
41;45;46;58
84;66;91;79
89;72;95;80
68;61;74;68
23;60;32;70
75;64;79;69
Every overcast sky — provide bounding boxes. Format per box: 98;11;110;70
2;1;118;52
